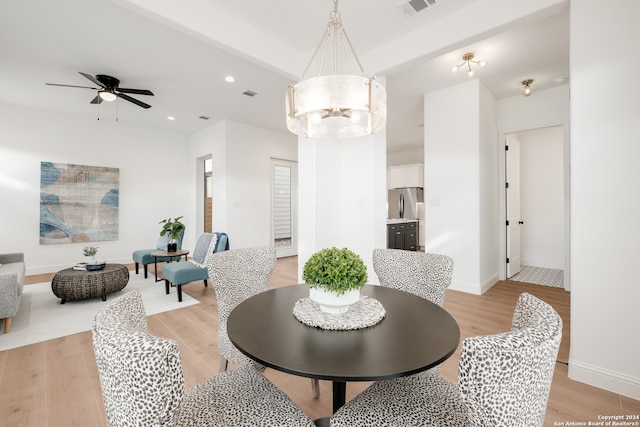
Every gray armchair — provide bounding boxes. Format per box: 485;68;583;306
330;293;563;427
92;290;315;427
0;252;26;333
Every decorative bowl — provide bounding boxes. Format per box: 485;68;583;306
86;262;106;271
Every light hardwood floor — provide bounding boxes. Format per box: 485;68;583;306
1;257;638;426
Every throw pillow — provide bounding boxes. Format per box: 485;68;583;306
192;233;214;264
156;234;171;251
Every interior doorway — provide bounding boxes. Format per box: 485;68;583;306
204;157;212;233
271;158;297;258
504;126;567;289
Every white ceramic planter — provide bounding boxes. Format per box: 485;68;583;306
309;287;361;314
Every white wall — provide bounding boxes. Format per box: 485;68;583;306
424;79;498;294
497;85;570;283
518;126;565;269
569;0;640;399
0;103;192;274
387;148;424;167
190;120;297;249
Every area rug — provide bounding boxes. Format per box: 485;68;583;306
0;270;199;351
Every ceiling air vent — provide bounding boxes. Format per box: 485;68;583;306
242;90;258;97
397;0;437;17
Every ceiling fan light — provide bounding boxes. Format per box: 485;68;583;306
99;90;117;102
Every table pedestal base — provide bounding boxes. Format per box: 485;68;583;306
333;381;346;413
314;417;330;427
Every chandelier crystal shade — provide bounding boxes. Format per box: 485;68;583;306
285;0;387;138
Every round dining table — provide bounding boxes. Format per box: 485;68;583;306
227;284;460;419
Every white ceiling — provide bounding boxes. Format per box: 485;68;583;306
0;0;569;152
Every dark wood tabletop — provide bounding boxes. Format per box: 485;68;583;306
227;284;460;414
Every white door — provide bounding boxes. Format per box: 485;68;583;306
271;159;297;258
505;136;522;278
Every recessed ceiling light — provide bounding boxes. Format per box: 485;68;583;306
225;76;235;83
167;116;175;121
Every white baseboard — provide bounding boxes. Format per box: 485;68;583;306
449;281;482;295
569;359;640;400
449;273;499;295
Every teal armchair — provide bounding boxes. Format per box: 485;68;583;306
132;230;184;279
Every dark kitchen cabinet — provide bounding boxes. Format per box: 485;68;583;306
387;221;418;251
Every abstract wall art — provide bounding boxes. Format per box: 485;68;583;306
40;161;119;244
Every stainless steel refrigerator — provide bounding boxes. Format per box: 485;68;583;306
388;187;423;219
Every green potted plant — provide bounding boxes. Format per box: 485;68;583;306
82;246;98;262
159;216;186;252
302;247;368;313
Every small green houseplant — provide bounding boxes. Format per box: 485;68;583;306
303;247;368;313
82;246;98;257
82;246;99;264
159;216;185;252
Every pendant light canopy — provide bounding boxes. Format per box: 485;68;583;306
285;0;386;139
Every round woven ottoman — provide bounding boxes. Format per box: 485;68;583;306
51;264;129;304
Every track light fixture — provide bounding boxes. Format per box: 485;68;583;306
451;52;487;77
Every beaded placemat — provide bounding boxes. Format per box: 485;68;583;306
293;296;386;330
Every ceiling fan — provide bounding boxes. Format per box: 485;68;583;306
46;72;154;109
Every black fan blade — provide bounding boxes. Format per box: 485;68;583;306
118;93;151;109
90;95;103;104
46;83;98;90
79;72;105;88
118;88;154;96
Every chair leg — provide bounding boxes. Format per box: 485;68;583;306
311;378;320;398
165;279;170;295
143;265;148;279
4;317;12;333
135;262;139;274
177;285;183;303
203;279;208;288
219;357;228;373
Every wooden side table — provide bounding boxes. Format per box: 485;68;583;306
149;250;189;282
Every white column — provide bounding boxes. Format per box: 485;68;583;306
297;131;387;284
424;79;498;294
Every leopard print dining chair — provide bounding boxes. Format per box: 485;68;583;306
330;292;563;427
206;246;321;398
372;248;454;306
92;290;315;427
